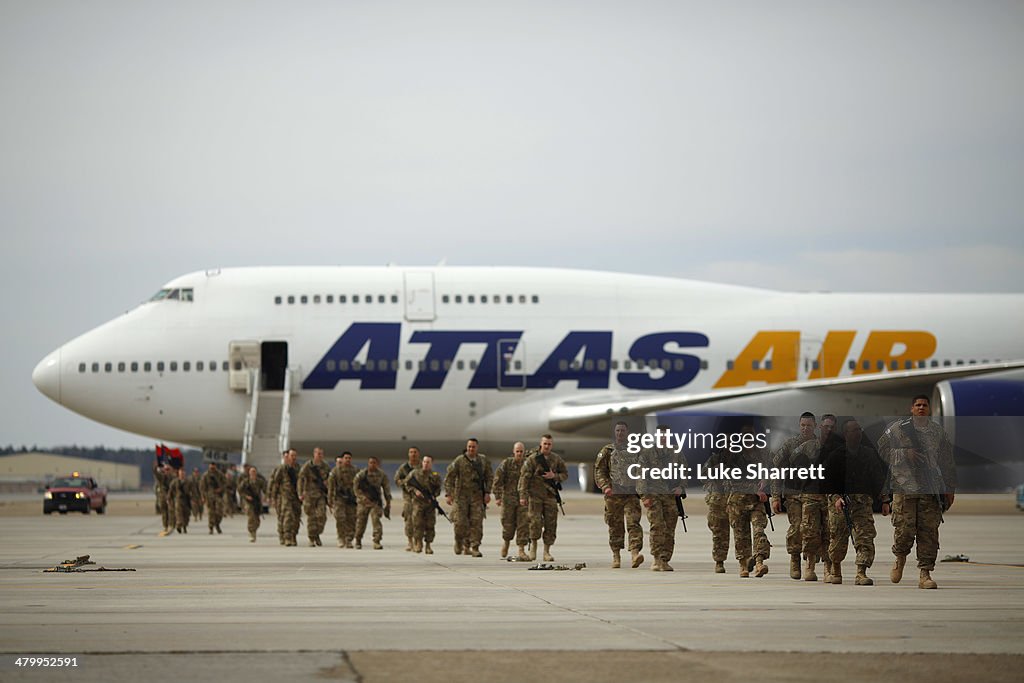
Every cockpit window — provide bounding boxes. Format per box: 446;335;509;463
148;287;194;303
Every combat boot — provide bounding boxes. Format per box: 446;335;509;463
249;532;256;543
631;550;645;568
517;545;528;561
471;546;483;557
543;545;554;562
344;540;353;549
651;558;664;572
216;524;222;534
337;539;344;548
453;541;462;555
611;550;621;569
529;540;538;561
739;561;749;578
309;538;317;547
891;555;906;583
315;536;322;546
661;560;674;572
790;553;802;580
823;559;833;583
918;569;937;589
755;559;768;577
413;539;422;553
804;558;818;582
830;563;843;584
405;536;413;552
373;541;383;550
424;542;433;554
501;540;510;558
355;539;362;549
209;527;214;535
855;565;873;586
714;561;725;574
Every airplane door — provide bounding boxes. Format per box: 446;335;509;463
497;339;526;390
801;336;823;379
403;271;436;322
228;341;261;391
261;341;288;391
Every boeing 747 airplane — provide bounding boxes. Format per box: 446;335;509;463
31;266;1024;474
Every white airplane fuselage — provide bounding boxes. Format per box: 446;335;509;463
31;267;1024;462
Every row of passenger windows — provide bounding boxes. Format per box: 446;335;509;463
320;358;711;373
77;357;997;375
274;294;399;305
78;360;240;374
728;358;999;371
442;294;539;304
271;293;542;305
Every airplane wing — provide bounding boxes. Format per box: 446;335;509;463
547;361;1024;432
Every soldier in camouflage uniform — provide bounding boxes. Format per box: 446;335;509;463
518;434;568;561
327;452;358;548
703;445;732;574
595;422;645;569
406;455;443;553
152;462;174;535
238;465;268;542
168;467;198;533
726;422;771;578
395;447;421;551
298;447;331;546
445;438;493;557
190;468;204;521
267;452;287;545
792;414;842;582
878;395;956;589
824;419;890;585
770;412;817;579
270;449;302;546
354;456;391;549
201;463;227;534
223;464;238;518
493;442;530;560
637;426;686;572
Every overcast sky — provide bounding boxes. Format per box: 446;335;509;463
1;1;1022;449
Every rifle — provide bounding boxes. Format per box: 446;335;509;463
674;492;688;532
535;452;565;516
311;465;328;500
841;494;855;541
309;462;329;509
470;456;489;519
900;418;948;522
763;499;775;532
405;473;451;524
357;473;390;519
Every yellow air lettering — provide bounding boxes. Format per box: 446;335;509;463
853;331;936;375
809;331;857;379
714;331;799;388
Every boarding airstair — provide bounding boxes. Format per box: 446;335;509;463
241;368;293;476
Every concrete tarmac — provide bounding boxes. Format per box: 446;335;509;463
1;495;1022;682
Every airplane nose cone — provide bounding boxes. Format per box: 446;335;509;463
32;349;62;404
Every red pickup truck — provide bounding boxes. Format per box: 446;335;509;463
43;473;108;514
